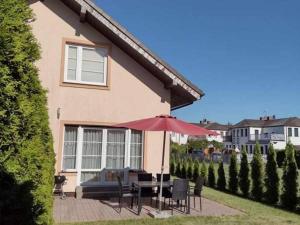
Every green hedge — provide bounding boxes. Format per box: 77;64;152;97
0;1;54;224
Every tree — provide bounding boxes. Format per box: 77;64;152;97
208;161;216;187
0;1;54;224
264;144;279;204
217;160;226;191
193;160;200;181
251;142;264;201
175;158;182;178
187;158;194;180
200;161;207;184
188;139;209;151
281;142;299;210
229;152;238;193
239;146;250;197
170;156;176;176
181;159;188;178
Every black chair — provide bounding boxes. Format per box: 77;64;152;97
137;173;158;205
170;179;189;215
54;175;67;199
156;173;172;207
117;176;137;213
190;176;204;210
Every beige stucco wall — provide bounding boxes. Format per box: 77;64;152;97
29;0;170;192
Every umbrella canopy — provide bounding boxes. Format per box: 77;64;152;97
114;115;218;136
114;115;217;215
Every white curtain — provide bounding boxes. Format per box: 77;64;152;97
81;129;102;169
130;130;143;169
106;130;125;169
63;126;77;170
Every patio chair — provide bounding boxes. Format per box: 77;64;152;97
137;173;158;206
54;175;67;199
117;175;137;213
156;173;172;208
190;176;204;210
170;179;189;215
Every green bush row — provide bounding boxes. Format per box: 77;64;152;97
170;142;299;211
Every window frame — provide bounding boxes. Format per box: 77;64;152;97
63;43;108;87
288;127;293;137
294;128;299;137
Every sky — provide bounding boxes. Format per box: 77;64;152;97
95;0;300;124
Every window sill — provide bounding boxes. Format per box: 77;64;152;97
60;82;110;90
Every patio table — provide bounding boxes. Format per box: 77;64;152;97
133;180;190;215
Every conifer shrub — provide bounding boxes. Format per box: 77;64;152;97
281;142;299;210
175;158;182;178
229;153;238;193
239;147;250;197
208;161;216;187
251;142;264;201
200;161;208;184
264;144;279;204
187;159;194;180
170;156;176;176
193;160;200;181
0;1;54;224
217;160;226;191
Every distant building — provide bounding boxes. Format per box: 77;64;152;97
231;116;300;155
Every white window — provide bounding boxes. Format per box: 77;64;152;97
64;44;108;86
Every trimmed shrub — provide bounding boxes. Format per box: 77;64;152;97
208;161;216;187
229;153;238;193
175;159;182;178
170;156;176;176
276;150;285;168
239;147;250;197
264;144;279;204
0;1;54;224
251;142;264;201
200;161;208;184
187;159;194;180
193;160;200;181
181;159;188;178
217;160;226;191
281;142;299;210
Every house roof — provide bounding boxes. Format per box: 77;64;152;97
233;117;300;128
60;0;204;110
191;122;232;131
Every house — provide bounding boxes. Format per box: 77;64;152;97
28;0;204;193
171;119;232;147
231;116;300;155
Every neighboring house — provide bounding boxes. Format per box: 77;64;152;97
231;116;300;155
189;119;232;148
28;0;204;192
171;132;189;145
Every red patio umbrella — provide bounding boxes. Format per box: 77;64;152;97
114;115;217;214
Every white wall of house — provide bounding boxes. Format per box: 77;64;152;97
171;132;188;145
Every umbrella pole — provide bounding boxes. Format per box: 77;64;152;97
159;131;166;213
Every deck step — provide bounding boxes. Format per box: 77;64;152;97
76;185;130;199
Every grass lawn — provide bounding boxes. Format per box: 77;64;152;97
57;187;300;225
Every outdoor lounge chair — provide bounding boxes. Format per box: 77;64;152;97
117;176;137;213
170;179;189;215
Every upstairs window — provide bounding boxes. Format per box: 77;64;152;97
64;44;108;86
294;128;299;137
288;128;292;137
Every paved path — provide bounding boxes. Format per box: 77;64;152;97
54;196;241;223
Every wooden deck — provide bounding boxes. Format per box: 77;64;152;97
54;196;241;223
